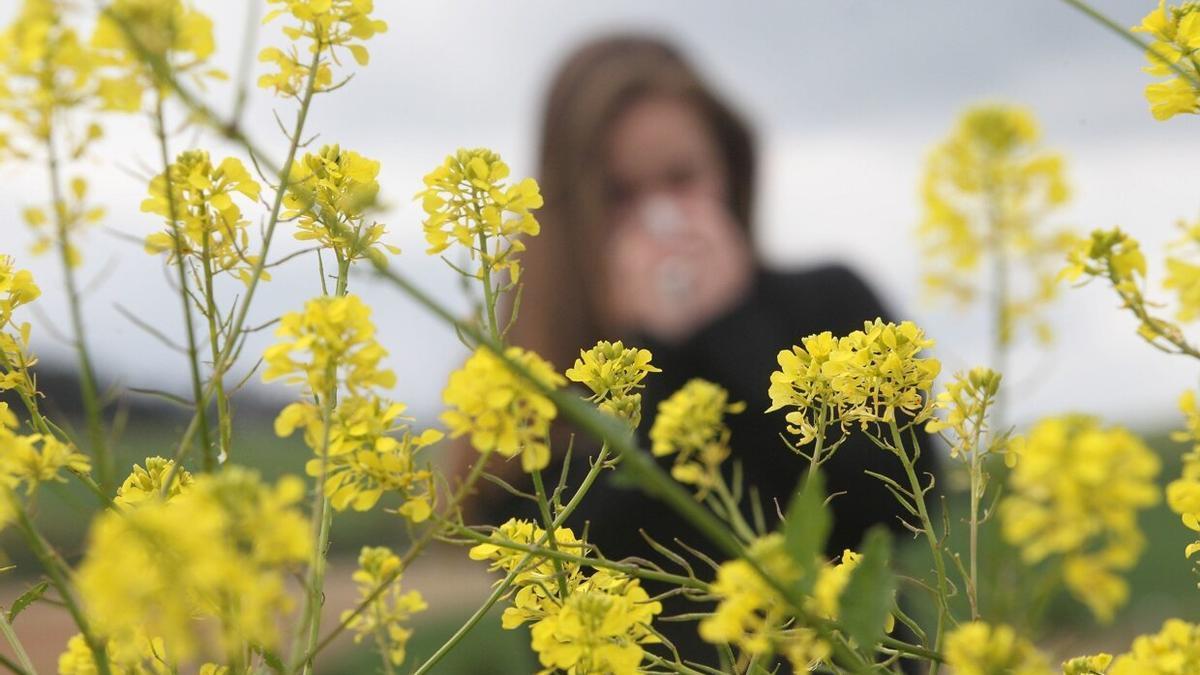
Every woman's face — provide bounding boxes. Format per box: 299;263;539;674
604;94;729;224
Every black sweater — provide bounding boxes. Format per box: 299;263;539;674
489;263;937;667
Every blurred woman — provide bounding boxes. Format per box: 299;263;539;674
495;34;936;667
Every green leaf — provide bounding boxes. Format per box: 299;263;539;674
7;581;48;623
838;527;896;655
783;471;831;589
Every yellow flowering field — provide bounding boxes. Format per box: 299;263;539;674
0;1;1199;674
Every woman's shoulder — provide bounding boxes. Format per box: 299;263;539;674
758;261;879;300
756;262;890;330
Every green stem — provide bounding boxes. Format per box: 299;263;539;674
530;469;571;597
290;257;350;674
13;504;109;675
0;606;36;675
476;229;500;342
296;450;495;672
1056;0;1200;89
888;421;949;675
44;122;112;495
153;92;215;473
200;239;232;462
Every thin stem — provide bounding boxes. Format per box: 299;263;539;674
201;237;233;462
476;229;500;342
297;451;495;671
1057;0;1200;89
153;92;215;472
45;122;112;495
13;504;110;675
888;421;950;675
290;256;350;674
0;607;36;675
530;469;571;597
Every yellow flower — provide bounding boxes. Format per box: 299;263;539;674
699;534;831;671
113;456;194;507
342;546;427;668
768;331;841;445
529;570;662;675
565;340;659;428
770;320;940;444
263;293;395;397
918;104;1073;345
0;256;40;397
0;0;107;151
277;395;442;519
1166;389;1200;561
944;622;1052;675
441;346;563;473
1108;619;1200;674
283;144;398;265
418;148;543;283
1062;653;1113;675
22;177;105;268
0;255;39;327
77;468;310;661
91;0;220;109
259;0;386;96
141;150;264;286
999;416;1159;622
925;367;1017;465
2;432;90;492
1133;2;1200;120
649;379;744;497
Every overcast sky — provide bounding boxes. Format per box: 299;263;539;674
1;0;1197;432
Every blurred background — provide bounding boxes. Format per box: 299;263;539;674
2;0;1199;672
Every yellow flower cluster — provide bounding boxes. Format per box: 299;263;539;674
419;148;544;282
1108;619;1200;674
0;256;39;397
343;546;427;668
0;0;107;149
277;396;442;520
565;340;659;428
1167;390;1200;561
77;467;310;662
91;0;219;111
283;144;397;265
1063;653;1114;675
113;455;194;507
441;346;564;473
22;177;106;269
58;630;229;675
1063;228;1200;354
943;622;1052;675
925;367;1015;464
259;0;387;97
999;416;1160;621
1134;1;1200;120
918;104;1074;345
266;295;439;521
0;408;90;493
649;378;744;496
263;293;394;396
700;535;886;671
469;518;662;675
141;150;264;286
1164;218;1200;322
768;320;940;445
